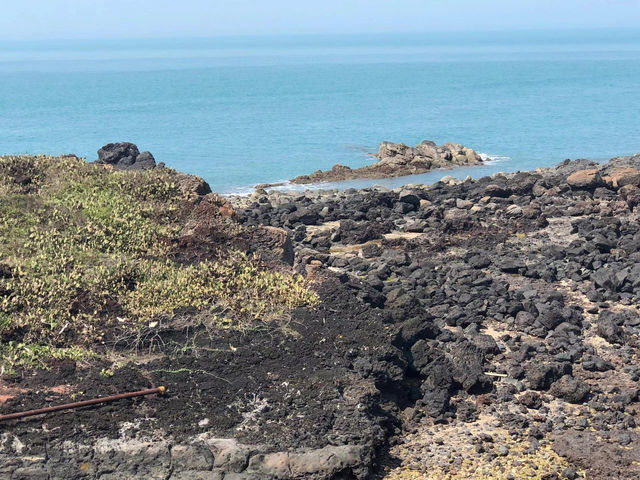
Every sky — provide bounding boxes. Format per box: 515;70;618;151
1;0;639;41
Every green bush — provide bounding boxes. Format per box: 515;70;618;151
0;155;317;371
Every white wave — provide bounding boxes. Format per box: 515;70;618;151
479;153;511;163
220;186;256;197
221;179;302;196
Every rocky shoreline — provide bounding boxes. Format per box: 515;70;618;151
2;147;640;479
256;141;483;189
232;153;640;479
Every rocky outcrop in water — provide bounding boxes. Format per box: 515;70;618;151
289;140;483;184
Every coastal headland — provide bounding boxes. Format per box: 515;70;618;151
1;143;640;479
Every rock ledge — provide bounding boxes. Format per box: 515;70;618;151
290;140;483;184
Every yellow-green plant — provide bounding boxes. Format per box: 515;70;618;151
0;155;318;371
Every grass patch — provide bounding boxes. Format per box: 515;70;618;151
0;341;91;375
0;155;317;372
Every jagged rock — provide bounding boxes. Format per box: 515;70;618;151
9;149;640;480
134;151;156;170
97;142;139;165
398;190;421;207
443;208;472;230
175;172;213;196
422;388;450;417
96;142;157;170
582;354;613;372
171;443;215;471
451;341;493;393
182;194;236;237
619;184;640;208
597;312;626;344
456;198;473;209
518;391;543;409
525;362;571;390
550;375;590;403
289;208;319;225
590;267;625;292
288;445;369;478
361;243;383;258
396;316;440;347
336;219;391;244
247;226;295;266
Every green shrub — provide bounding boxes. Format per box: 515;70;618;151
0;155;317;371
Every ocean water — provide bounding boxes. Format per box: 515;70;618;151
1;30;639;194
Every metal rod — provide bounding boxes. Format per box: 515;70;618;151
0;386;166;422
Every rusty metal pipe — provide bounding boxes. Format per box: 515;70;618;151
0;386;166;422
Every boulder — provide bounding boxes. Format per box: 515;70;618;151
605;168;640;188
550;375;590;403
456;198;473;209
337;219;391;244
582;354;613;372
566;169;604;190
96;142;157;170
518;391;543;409
597;313;626;344
619;184;640;208
590;267;625;292
247;226;295;266
288;445;368;478
134;151;157;169
185;194;235;230
451;341;492;393
290;208;319;225
422;388;450;417
396;316;440;347
444;208;471;226
97;142;139;165
525;362;571;390
175;172;212;197
484;184;510;198
361;243;383;258
174;194;238;262
398;190;421;207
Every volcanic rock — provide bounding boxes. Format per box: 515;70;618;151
550;375;590;403
96;142;157;170
566;169;604;190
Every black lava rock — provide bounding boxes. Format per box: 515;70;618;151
549;375;590;404
96;142;157;170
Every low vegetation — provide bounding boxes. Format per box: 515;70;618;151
386;440;579;480
0;155;317;373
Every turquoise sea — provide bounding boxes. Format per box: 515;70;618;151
1;30;639;194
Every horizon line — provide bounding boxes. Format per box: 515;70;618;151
1;26;639;44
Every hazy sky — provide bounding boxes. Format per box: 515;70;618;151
1;0;639;40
